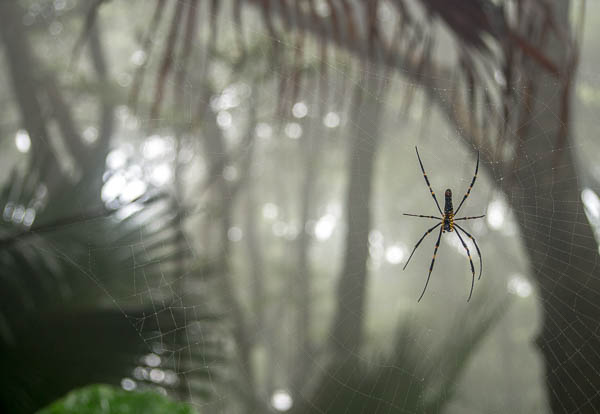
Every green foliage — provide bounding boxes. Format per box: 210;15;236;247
37;384;197;414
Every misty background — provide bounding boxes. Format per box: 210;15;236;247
1;1;600;413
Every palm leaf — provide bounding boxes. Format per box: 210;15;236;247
0;167;224;413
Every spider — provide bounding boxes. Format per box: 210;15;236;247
403;147;485;302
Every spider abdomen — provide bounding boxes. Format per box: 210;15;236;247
443;188;454;232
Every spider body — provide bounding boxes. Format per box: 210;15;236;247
443;189;454;233
403;147;486;302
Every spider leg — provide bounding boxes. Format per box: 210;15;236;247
454;151;479;215
455;230;476;302
454;215;486;221
415;147;443;215
455;224;483;280
403;222;442;271
403;213;441;220
417;225;444;302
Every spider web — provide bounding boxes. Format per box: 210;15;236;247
5;1;600;413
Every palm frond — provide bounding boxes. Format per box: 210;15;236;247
0;162;224;413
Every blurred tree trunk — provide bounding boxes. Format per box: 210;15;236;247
243;158;270;390
292;111;323;391
86;23;114;205
503;1;600;411
431;1;600;411
0;1;62;184
511;86;600;413
198;87;262;412
239;103;273;394
329;65;383;358
0;1;113;209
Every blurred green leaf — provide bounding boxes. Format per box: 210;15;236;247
36;384;197;414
